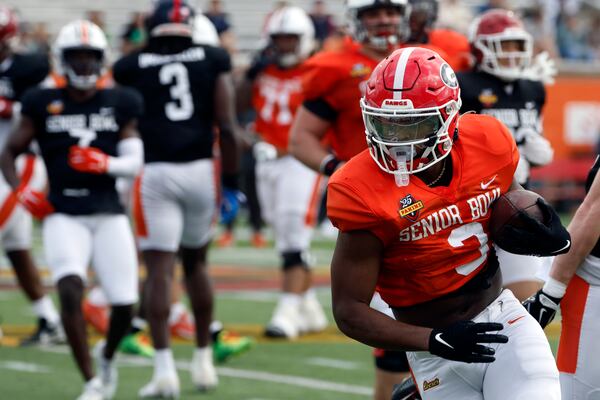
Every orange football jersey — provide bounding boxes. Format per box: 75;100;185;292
302;38;379;161
428;29;471;72
253;64;306;153
327;114;519;307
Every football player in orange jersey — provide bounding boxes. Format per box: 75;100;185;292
238;6;327;339
289;1;413;397
328;47;570;399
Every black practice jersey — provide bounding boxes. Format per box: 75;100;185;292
113;44;231;163
20;87;143;215
587;154;600;258
457;71;545;146
0;53;49;101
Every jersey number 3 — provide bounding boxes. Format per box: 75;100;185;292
448;222;489;276
159;63;194;121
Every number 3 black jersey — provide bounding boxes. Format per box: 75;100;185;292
20;87;143;215
113;44;231;163
457;71;545;145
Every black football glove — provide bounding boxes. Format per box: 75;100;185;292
428;321;508;363
391;377;421;400
494;198;571;257
522;289;562;328
246;46;277;81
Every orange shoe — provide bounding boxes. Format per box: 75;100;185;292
170;310;195;341
216;231;234;247
251;232;267;248
82;299;109;334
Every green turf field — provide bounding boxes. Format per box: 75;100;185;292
0;227;563;399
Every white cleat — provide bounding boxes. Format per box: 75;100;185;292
190;349;218;391
138;374;180;399
93;340;118;399
76;377;104;400
264;301;302;339
300;296;328;333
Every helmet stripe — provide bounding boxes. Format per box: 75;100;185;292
392;47;415;100
80;21;89;44
173;0;182;22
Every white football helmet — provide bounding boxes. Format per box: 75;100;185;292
346;0;409;51
193;14;219;46
53;20;108;90
265;6;315;67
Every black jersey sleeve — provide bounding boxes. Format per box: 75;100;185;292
19;87;43;118
207;46;232;74
13;54;50;100
112;54;138;86
116;87;144;124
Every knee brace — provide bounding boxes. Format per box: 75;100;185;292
374;349;411;373
281;251;309;270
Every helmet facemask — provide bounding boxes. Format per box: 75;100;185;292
62;48;104;90
361;97;460;186
474;30;532;81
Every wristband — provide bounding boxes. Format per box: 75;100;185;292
319;154;342;177
542;277;567;299
222;173;240;190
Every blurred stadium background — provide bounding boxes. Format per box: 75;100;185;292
0;0;597;398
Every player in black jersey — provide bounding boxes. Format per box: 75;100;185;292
113;1;241;397
524;154;600;398
458;9;555;302
1;20;143;400
0;5;64;346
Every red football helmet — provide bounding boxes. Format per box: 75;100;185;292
0;6;18;46
361;47;461;181
470;9;532;81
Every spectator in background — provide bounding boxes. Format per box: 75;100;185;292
120;12;147;55
204;0;236;53
557;12;595;61
308;0;336;48
478;0;511;13
437;0;473;35
522;6;559;58
17;22;50;54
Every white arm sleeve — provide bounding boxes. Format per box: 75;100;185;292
523;132;554;166
107;137;144;178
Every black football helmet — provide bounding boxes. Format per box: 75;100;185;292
146;0;195;38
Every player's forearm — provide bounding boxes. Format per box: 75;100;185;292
288;127;329;172
107;137;144;178
219;123;241;175
550;197;600;285
333;300;431;351
0;148;20;190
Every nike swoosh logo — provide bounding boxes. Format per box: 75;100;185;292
551;240;571;254
480;175;497;190
508;315;526;325
434;333;454;349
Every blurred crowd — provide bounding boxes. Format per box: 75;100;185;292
8;0;600;63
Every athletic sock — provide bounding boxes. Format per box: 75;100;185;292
154;349;176;378
32;296;60;325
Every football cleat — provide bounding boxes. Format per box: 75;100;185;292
216;231;234;247
250;232;267;248
94;341;118;399
119;332;155;358
190;349;218;391
265;301;302;339
20;317;66;346
76;376;104;400
83;299;109;334
169;310;195;341
138;374;180;399
213;330;253;363
300;296;328;333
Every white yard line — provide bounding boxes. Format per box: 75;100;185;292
305;357;362;370
0;360;50;373
40;347;372;397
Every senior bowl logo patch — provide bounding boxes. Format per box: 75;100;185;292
478;89;498;107
350;63;372;78
47;100;63;115
398;194;424;222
